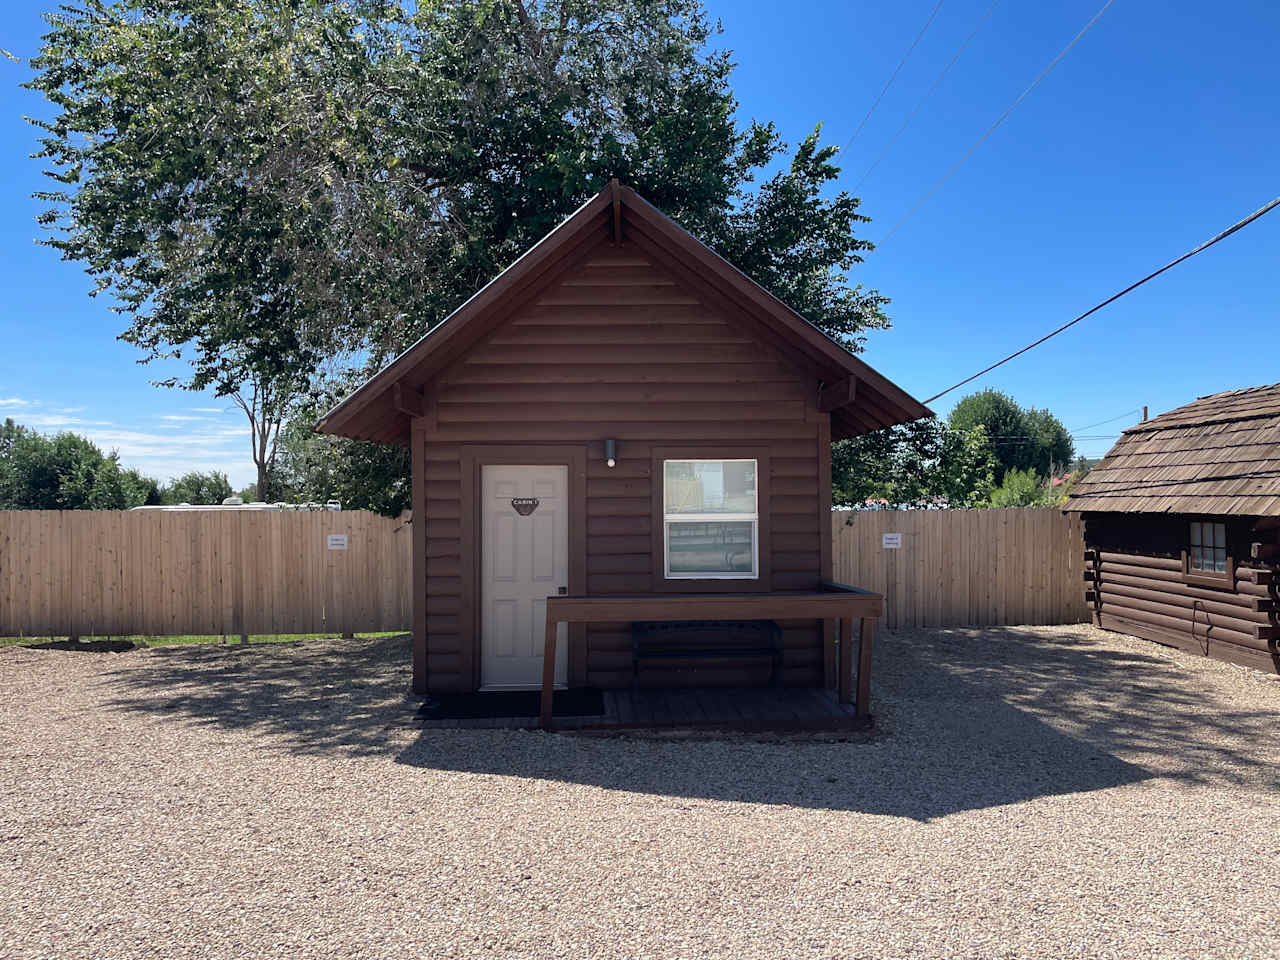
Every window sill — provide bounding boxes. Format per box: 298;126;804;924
664;574;758;581
1180;550;1235;592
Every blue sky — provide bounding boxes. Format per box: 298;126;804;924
3;0;1279;487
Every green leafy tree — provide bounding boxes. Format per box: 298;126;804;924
28;0;892;502
160;470;233;506
1024;407;1074;477
948;389;1031;479
0;417;23;461
948;389;1074;482
273;389;410;516
122;468;163;507
0;419;157;509
833;420;996;509
988;467;1058;508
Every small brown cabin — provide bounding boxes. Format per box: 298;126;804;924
1067;384;1280;674
318;183;928;713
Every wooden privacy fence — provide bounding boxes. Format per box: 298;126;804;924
832;509;1088;629
0;510;412;638
1;507;1085;639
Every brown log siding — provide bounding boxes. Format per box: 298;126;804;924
419;245;827;693
1083;512;1280;674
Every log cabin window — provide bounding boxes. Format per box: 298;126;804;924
663;460;758;579
1189;521;1228;574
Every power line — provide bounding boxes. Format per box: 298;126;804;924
1068;408;1142;432
853;0;1004;192
923;193;1280;405
986;434;1118;444
880;0;1115;244
838;0;948;156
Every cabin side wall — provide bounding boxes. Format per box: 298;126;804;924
417;242;830;693
1082;511;1279;674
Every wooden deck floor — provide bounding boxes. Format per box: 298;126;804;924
416;687;870;733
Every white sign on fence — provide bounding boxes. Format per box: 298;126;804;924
326;534;349;550
882;532;902;549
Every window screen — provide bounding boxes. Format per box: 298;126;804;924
663;460;758;578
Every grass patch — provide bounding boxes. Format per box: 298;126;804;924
0;632;405;649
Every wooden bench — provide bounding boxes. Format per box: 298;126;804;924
630;619;783;689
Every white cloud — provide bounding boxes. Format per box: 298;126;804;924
9;398;255;487
18;414;114;428
78;424;253;487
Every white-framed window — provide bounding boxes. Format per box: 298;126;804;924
663;459;758;579
1189;521;1228;574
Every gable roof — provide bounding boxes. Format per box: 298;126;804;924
1066;382;1280;516
316;182;930;444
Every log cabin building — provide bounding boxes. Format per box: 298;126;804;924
1067;384;1280;674
316;182;930;727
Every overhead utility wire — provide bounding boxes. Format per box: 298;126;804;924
1068;408;1142;432
880;0;1115;244
853;0;1004;191
984;435;1118;446
838;0;948;156
923;194;1280;405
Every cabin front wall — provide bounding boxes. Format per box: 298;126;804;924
415;243;832;694
1082;511;1280;674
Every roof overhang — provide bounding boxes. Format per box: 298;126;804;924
316;182;930;444
1066;383;1280;516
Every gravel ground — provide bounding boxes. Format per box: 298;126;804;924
2;624;1278;959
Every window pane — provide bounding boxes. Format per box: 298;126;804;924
1214;551;1227;573
666;521;754;575
1191;546;1203;570
664;461;756;515
1190;522;1202;546
1214;523;1226;549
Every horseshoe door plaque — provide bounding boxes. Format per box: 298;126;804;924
511;497;539;516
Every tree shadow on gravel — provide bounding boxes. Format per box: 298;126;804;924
394;626;1279;819
101;635;418;756
101;627;1280;820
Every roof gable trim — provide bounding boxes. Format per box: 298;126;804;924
317;182;930;442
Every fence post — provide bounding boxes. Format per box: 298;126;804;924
232;513;247;643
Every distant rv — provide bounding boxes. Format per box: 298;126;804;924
129;497;342;512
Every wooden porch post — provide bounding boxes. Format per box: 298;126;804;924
838;615;854;704
410;418;428;695
818;416;835;689
540;607;558;729
855;616;877;723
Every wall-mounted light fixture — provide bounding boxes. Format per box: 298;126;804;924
604;438;617;469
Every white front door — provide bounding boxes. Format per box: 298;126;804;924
481;464;569;689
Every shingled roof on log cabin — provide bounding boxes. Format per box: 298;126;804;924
1067;382;1280;516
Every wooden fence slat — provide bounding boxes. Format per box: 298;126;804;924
830;508;1087;629
0;510;416;638
0;508;1085;638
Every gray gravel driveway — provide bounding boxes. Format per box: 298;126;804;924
2;624;1278;959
